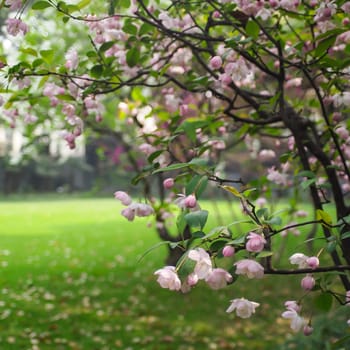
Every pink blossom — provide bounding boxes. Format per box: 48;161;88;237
226;298;260;318
205;268;232;290
284;300;301;313
154;266;181;291
24;114;38;124
341;2;350;13
209;56;223;70
295;210;308;217
188;248;212;280
267;167;288;186
246;232;266;253
139;143;157;156
187;272;199;287
346;290;350;305
306;256;319;269
121;206;135;221
218;73;232;86
5;0;22;10
222;245;235;257
301;274;315;291
62;103;76;118
13;77;31;89
314;1;337;22
163;178;174;189
282;309;305;332
234;259;264;279
279;0;300;11
63;132;76;149
184;194;197;209
130;202;154;217
84;96;98;110
256;197;267;208
256;7;271;21
213;10;221;18
289;253;309;268
6;18;28;36
258;149;276;162
65;49;79;70
336;126;349;140
179;104;197;117
114;191;132;206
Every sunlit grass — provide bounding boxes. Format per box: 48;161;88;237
0;196;348;349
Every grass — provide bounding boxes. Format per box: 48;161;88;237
0;196;349;349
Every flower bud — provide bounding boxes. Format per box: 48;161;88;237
306;256;319;269
222;245;235;257
303;325;313;336
184;194;197;208
209;56;222;70
163;177;175;189
301;275;315;291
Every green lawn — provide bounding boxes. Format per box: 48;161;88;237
0;196;348;349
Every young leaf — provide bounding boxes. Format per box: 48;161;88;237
219;185;242;198
126;47;140;67
316;209;333;226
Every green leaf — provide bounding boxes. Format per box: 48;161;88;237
77;0;91;9
245;20;260;40
314;35;337;57
20;47;38;57
56;94;76;101
331;335;350;350
265;216;282;226
123;22;138;36
32;1;53;10
119;0;131;8
90;65;104;78
298;170;315;178
326;240;337;253
314;292;333;312
257;207;269;220
191;231;205;238
300;178;316;190
99;41;115;53
126;47;140;67
341;231;350;240
203;226;231;240
139;23;154;36
40;49;54;63
176;120;208;143
185;175;207;198
32;58;44;68
209;239;227;253
256;251;273;258
177;256;196;280
148;150;163;163
137;240;172;263
184;210;208;230
176;211;187;234
153;162;190;174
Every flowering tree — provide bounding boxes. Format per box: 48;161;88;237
2;0;350;340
